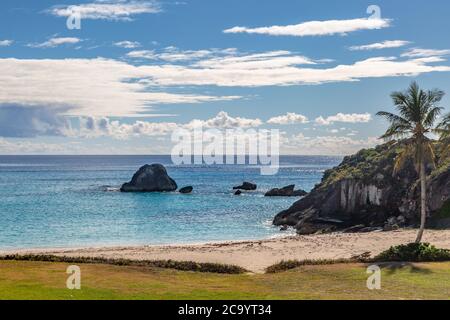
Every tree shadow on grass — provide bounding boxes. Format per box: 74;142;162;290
377;262;432;275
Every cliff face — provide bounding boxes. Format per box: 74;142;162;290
273;140;450;233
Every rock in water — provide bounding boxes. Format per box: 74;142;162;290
234;190;242;196
233;182;257;191
179;186;193;194
273;140;450;233
120;164;177;192
265;185;307;197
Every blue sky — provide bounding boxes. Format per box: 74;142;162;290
1;0;450;154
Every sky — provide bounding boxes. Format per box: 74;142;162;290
0;0;450;155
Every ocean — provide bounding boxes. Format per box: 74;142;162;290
0;155;341;249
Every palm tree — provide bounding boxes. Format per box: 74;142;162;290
376;82;445;243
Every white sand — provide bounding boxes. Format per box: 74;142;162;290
4;229;450;273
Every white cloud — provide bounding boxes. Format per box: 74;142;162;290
350;40;410;51
127;48;318;69
315;113;372;125
2;50;450;119
126;49;157;59
401;48;450;58
28;37;82;48
127;47;237;62
141;55;450;87
48;0;161;21
114;40;141;48
0;137;160;155
185;111;262;129
0;58;241;117
0;40;13;47
281;134;380;155
193;50;317;69
223;17;391;37
78;111;262;139
78;116;178;139
0;138;70;154
267;113;309;125
0;104;74;138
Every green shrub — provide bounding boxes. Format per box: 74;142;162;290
0;254;247;274
374;243;450;262
265;258;354;273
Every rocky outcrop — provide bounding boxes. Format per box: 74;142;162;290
273;140;450;233
121;164;177;192
233;182;257;191
234;190;242;196
179;186;193;194
265;185;307;197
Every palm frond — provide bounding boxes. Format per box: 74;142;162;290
390;91;414;120
379;122;412;140
439;144;450;163
426;89;445;105
393;145;414;174
423;142;436;170
423;106;444;128
437;113;450;140
376;111;413;140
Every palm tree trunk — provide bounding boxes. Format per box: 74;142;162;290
415;153;427;243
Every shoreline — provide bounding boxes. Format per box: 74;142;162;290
0;231;297;253
3;229;450;273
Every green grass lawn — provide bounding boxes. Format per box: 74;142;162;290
0;260;449;300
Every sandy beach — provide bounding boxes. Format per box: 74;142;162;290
5;229;450;273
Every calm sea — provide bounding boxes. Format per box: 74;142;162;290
0;155;341;249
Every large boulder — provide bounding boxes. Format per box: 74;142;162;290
120;164;177;192
265;185;307;197
273;140;450;233
233;182;257;191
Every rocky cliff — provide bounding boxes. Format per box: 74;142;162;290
273;140;450;234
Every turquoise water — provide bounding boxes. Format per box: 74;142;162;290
0;155;341;249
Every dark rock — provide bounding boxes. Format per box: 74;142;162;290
179;186;193;194
312;217;345;225
120;164;177;192
292;189;308;197
233;182;257;191
383;224;399;231
359;227;383;233
342;224;366;233
273;140;450;233
280;225;288;231
343;225;383;233
429;217;450;229
383;215;405;231
234;190;242;196
296;223;318;235
265;185;307;197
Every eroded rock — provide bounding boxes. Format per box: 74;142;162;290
121;164;177;192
